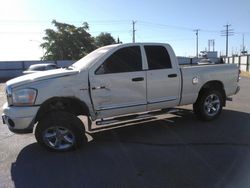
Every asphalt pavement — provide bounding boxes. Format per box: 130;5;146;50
0;77;250;188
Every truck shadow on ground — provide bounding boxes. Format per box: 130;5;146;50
11;109;250;188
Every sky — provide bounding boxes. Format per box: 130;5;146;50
0;0;249;60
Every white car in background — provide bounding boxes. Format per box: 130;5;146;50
23;63;58;74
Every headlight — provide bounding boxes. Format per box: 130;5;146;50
12;89;37;106
6;85;13;105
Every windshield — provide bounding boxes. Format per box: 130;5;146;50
72;45;118;70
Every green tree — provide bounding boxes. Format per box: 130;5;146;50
95;32;116;47
41;20;96;60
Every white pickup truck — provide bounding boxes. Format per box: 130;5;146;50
2;43;240;151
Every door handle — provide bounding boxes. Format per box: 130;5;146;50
168;74;177;78
132;77;144;82
92;86;106;90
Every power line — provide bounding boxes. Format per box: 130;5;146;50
234;31;250;36
1;19;250;36
0;19;130;24
0;30;130;35
138;21;194;31
90;30;130;34
200;29;220;34
0;31;43;34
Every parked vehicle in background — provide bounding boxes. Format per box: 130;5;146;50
2;43;240;152
23;63;58;74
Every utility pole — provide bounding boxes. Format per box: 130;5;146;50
241;34;247;55
243;34;245;52
132;20;136;43
221;24;234;57
208;39;215;52
117;37;121;44
213;40;215;51
194;29;200;57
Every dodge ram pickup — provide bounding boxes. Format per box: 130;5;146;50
2;43;240;151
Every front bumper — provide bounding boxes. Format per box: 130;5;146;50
2;103;39;134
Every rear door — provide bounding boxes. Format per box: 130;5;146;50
89;46;147;118
144;45;181;111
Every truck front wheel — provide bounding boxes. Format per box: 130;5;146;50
193;90;223;121
35;111;87;151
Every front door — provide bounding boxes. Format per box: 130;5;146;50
89;46;147;118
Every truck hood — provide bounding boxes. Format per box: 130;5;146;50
7;68;79;88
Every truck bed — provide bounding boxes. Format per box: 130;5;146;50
179;63;239;106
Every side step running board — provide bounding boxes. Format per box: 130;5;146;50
96;114;154;126
88;108;179;132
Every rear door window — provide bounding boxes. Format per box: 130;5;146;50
144;45;172;70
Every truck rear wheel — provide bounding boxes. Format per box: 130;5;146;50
35;111;87;151
193;90;223;121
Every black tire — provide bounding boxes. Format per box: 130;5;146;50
35;111;87;151
193;89;223;121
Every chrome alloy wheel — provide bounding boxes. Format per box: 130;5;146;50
43;126;75;150
203;94;221;116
